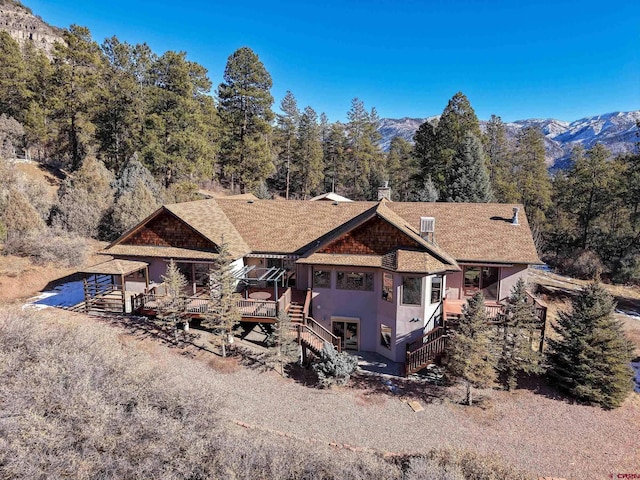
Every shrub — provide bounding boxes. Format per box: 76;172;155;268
558;249;605;279
312;342;359;388
2;227;88;267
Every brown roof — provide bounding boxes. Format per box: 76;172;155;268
164;200;250;258
297;253;382;268
392;249;458;274
80;259;149;275
104;245;219;261
386;202;541;264
106;198;541;266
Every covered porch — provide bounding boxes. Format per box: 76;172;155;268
79;259;150;314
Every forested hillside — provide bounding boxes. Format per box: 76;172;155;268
0;2;639;284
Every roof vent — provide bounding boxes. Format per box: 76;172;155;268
420;216;435;242
512;207;519;225
247;199;254;204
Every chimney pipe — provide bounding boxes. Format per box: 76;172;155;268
512;207;520;225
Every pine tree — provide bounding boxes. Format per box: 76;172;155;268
445;132;493;202
447;292;496;405
413;119;442;190
547;283;634;409
410;175;439;202
217;47;274;192
323;121;347;194
513;127;552;229
50;25;103;170
483;114;518;202
0;31;29;121
158;260;190;344
496;278;542;391
433;92;482;193
344;98;384;199
275;90;299;199
294;106;324;199
386;136;416;201
206;238;242;358
264;310;299;376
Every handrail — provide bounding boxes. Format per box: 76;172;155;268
407;325;447;353
277;287;292;315
302;288;312;320
306;316;341;352
405;331;448;376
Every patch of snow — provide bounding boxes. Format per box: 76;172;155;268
23;281;84;310
632;362;640;393
615;309;640;321
532;264;552;272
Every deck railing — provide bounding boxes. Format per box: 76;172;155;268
133;290;283;318
302;288;312;319
405;326;448;376
277;287;292;316
298;316;341;353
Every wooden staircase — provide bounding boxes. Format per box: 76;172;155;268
405;326;448;376
287;302;305;323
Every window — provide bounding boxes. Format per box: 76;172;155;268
431;276;442;304
382;273;393;302
401;276;422;305
267;258;283;269
463;266;499;300
336;271;374;291
380;323;392;350
313;270;331;288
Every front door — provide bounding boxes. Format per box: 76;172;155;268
332;319;359;351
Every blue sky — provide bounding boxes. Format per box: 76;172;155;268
26;0;640;122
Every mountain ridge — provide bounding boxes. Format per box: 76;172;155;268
379;111;640;168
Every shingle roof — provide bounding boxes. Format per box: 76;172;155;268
392;249;458;273
103;245;219;261
297;253;383;268
80;259;150;275
164;200;250;258
386;202;541;264
105;198;541;266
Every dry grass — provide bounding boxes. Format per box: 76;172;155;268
0;239;106;304
0;307;527;480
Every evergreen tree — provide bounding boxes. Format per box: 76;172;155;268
445;132;492;202
217;47;274;192
433;92;482;193
264;310;299;376
275;90;299;199
386;136;416;201
344;98;384;199
512;127;552;229
50;25;103;170
413;119;442;190
483;114;518;202
496;278;543;391
547;282;635;409
294;106;324;199
0;31;28;121
447;292;496;405
410;175;439;202
564;143;615;249
158;260;190;344
323;121;347;194
206;239;242;358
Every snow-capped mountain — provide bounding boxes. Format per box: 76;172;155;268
379;111;640;169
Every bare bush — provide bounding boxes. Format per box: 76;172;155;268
0;188;44;237
2;228;88;266
557;249;605;280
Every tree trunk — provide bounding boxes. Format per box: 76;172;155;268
465;381;472;406
221;340;227;358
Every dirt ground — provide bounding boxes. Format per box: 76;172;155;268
3;262;640;479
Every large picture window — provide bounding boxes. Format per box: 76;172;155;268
401;276;422;305
313;270;331;288
463;266;499;300
336;271;374;291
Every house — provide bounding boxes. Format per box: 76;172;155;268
80;192;545;373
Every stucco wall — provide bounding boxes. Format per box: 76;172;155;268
498;265;528;299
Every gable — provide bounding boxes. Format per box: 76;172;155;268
318;215;422;255
122;209;218;251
